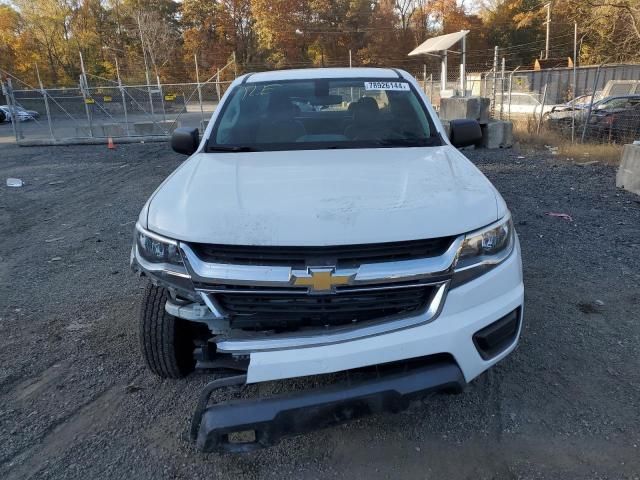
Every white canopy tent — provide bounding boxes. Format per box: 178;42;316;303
408;30;470;95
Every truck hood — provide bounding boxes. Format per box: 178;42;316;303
146;146;502;245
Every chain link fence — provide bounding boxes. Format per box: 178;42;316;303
1;61;234;144
3;62;640;145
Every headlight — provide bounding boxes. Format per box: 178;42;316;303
135;223;183;266
452;213;515;287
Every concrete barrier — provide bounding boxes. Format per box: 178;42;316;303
481;120;514;149
17;135;170;147
133;120;177;135
102;123;127;137
440;97;490;123
616;144;640;196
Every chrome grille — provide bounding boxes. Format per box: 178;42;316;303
181;236;460;334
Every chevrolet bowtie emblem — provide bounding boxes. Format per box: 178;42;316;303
292;268;354;293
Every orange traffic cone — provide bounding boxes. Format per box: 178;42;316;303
107;136;116;149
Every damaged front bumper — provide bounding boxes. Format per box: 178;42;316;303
192;357;465;453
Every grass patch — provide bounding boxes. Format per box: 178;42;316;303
511;116;623;166
557;142;622;166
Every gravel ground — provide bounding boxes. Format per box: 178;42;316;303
0;141;639;480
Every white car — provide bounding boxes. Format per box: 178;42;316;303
495;92;558;117
131;68;524;453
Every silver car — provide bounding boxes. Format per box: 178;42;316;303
0;105;40;122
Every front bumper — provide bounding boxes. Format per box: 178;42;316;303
195;358;465;453
246;238;523;384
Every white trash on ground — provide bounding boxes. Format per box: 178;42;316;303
6;178;24;187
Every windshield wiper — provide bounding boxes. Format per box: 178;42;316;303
207;145;260;153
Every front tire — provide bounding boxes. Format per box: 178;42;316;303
139;283;196;378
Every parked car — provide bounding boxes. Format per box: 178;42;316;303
495;92;559;117
0;108;6;124
546;94;640;135
550;93;600;114
0;105;40;122
586;95;640;142
130;67;524;453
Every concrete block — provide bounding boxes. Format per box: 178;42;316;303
616;144;640;196
478;98;490;124
75;126;89;137
440;96;490;123
133;120;177;135
481;120;514;149
440;89;458;99
101;123;126;137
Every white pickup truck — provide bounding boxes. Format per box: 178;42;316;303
131;68;524;453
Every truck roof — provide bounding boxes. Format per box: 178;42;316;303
246;67;402;83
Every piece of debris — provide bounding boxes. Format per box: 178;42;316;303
577;160;599;167
48;180;64;185
45;237;65;243
595;299;605;306
50;257;62;262
125;384;143;394
578;302;601;314
6;178;23;187
545;145;559;155
545;212;573;222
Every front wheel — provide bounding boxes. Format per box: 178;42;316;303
139;283;196;378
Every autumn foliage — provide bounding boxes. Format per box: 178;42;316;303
0;0;639;88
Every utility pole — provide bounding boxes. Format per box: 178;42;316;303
544;2;552;60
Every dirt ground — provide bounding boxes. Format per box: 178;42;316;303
1;141;639;480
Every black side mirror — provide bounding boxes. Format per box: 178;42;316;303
171;127;199;155
449;119;482;148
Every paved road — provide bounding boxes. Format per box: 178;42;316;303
0;142;639;479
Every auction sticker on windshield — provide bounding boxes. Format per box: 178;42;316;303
364;81;410;91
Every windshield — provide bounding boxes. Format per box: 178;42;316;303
595;97;640;110
208;78;441;152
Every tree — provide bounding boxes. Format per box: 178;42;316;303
0;5;21;75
